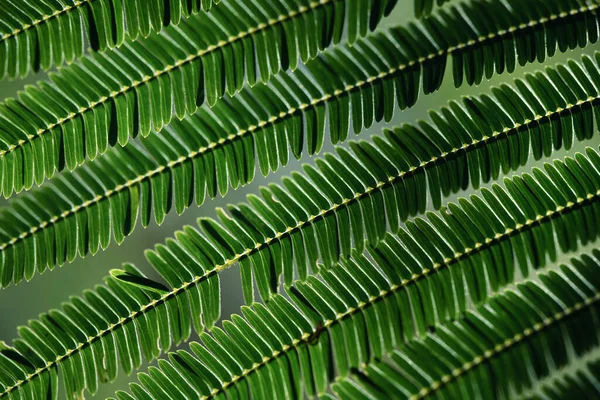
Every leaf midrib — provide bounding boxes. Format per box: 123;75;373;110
3;161;598;398
518;345;600;399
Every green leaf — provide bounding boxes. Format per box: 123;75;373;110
519;348;600;399
0;0;394;196
114;248;600;400
414;0;451;17
333;251;600;399
3;50;600;287
0;0;222;80
4;146;600;398
109;269;169;294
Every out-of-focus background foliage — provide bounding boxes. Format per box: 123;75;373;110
1;1;599;397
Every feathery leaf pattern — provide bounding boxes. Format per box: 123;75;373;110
0;0;221;80
0;0;397;197
2;51;600;287
332;252;600;399
3;145;600;398
2;0;600;398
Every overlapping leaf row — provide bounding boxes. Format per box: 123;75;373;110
110;146;600;332
0;0;595;201
0;0;461;80
0;262;195;399
0;233;445;400
0;17;413;288
3;143;600;399
0;0;397;197
111;251;600;400
0;0;453;81
2;0;599;399
2;47;600;288
332;252;600;400
521;351;600;399
0;234;423;399
0;0;220;80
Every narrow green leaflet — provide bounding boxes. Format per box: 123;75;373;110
0;0;224;80
414;0;451;16
0;0;397;196
113;250;600;400
2;50;600;287
332;255;600;399
520;349;600;399
2;148;600;398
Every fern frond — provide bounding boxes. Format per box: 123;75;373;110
3;146;600;398
111;248;600;400
332;254;600;399
0;0;440;79
0;0;595;197
0;0;396;197
2;50;599;287
0;233;421;399
0;0;222;80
